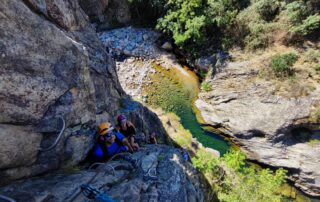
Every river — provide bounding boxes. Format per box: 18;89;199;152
141;61;319;202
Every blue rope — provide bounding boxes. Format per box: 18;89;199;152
81;184;118;202
96;193;117;202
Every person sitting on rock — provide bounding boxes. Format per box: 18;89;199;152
116;114;140;151
149;132;157;144
93;122;134;161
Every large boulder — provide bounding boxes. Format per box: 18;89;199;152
0;0;167;185
196;59;320;196
0;124;42;170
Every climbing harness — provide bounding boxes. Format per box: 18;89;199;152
0;194;16;202
39;116;65;152
81;184;117;202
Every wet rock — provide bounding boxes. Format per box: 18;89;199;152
161;42;173;51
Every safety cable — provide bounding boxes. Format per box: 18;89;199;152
39;116;65;152
0;194;16;202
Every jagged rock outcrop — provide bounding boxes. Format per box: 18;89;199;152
0;0;166;185
196;59;320;196
79;0;131;30
0;145;212;202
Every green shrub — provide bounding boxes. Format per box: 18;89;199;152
192;149;288;202
192;149;218;173
290;14;320;36
156;0;245;53
256;0;281;22
156;0;207;47
244;23;269;50
285;1;308;25
315;65;320;72
201;81;212;92
270;53;298;76
221;149;246;171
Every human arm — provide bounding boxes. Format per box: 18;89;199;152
115;132;134;152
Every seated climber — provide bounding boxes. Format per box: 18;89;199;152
93;122;134;161
116;114;140;151
149;132;157;144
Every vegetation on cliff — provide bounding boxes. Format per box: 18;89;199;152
156;110;288;202
130;0;319;57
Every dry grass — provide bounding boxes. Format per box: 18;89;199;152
309;104;320;124
230;45;319;98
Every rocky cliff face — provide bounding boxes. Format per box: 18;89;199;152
196;57;320;196
0;0;167;186
79;0;131;30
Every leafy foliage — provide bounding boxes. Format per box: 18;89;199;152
290;14;320;36
192;149;219;173
156;0;207;47
221;149;246;171
133;0;319;52
285;1;309;25
192;149;288;202
270;53;298;76
256;0;281;22
201;81;212;92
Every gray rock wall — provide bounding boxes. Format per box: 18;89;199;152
0;0;166;185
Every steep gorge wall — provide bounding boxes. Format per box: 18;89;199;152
0;0;166;185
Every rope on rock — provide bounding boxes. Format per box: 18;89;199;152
67;152;136;202
67;171;100;202
39;116;65;152
0;194;16;202
107;152;138;168
143;157;158;181
107;152;133;162
89;163;115;175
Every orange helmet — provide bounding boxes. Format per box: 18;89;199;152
98;122;114;136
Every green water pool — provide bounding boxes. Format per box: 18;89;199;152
143;64;231;155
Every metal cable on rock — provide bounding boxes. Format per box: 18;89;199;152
39;116;66;152
0;195;16;202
